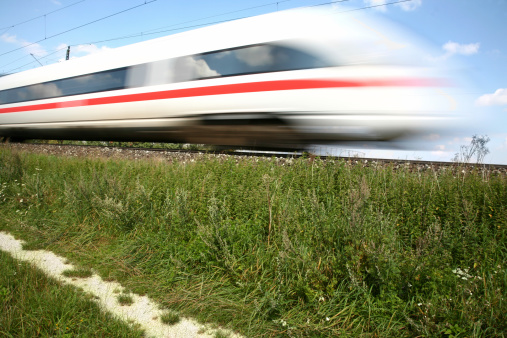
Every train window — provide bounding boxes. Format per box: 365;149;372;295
173;44;330;81
0;44;328;105
0;67;127;105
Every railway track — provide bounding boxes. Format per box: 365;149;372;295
3;141;507;173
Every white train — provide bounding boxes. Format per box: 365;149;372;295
0;8;458;148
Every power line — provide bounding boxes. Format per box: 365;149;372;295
4;46;68;73
0;0;157;58
309;0;353;8
70;0;298;46
340;0;414;12
0;0;86;31
141;0;293;35
30;53;43;66
1;0;286;68
309;0;411;9
2;0;417;73
75;0;414;47
71;18;244;47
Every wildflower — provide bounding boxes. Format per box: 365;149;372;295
417;303;422;306
326;317;330;321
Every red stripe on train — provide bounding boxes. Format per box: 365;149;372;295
0;78;439;114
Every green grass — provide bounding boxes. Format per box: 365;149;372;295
0;146;505;337
160;310;180;325
62;268;93;278
0;251;144;337
117;294;134;306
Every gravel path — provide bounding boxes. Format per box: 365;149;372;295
0;231;241;338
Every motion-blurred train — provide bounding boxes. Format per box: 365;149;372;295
0;8;458;148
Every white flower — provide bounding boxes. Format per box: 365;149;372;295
417;303;422;306
326;317;330;321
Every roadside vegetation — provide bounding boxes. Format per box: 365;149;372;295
0;147;505;337
25;139;208;150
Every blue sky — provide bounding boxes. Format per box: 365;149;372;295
1;0;506;163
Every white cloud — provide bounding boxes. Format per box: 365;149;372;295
363;0;422;12
1;33;47;57
443;41;480;55
72;44;111;55
396;0;422;11
430;41;480;61
56;43;112;61
364;0;388;12
56;43;68;50
51;0;62;5
476;88;507;106
1;33;17;44
435;144;446;150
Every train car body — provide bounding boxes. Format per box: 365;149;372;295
0;8;457;148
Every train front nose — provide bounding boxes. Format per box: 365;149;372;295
278;66;462;144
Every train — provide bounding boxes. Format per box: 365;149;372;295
0;8;458;148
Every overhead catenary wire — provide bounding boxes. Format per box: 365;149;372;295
1;0;294;70
74;0;413;48
340;0;413;12
4;45;70;74
140;0;293;35
0;0;86;31
0;0;157;58
2;0;416;73
66;0;298;47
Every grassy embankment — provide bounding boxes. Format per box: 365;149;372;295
0;147;505;337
